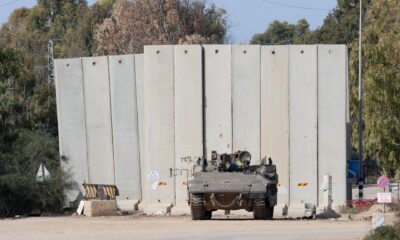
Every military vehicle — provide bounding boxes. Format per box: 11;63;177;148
187;150;278;220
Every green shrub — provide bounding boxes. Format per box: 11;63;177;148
338;204;372;214
0;130;70;217
365;224;400;240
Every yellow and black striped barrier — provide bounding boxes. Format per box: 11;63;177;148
83;183;119;200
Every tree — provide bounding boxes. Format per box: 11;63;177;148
1;0;115;59
0;1;117;216
0;47;70;217
315;0;371;44
349;0;400;177
250;19;315;45
95;0;227;55
0;129;69;217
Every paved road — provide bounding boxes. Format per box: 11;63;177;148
0;216;370;240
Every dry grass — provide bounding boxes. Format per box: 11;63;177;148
338;205;372;215
364;223;400;240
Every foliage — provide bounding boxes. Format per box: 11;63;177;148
364;223;400;240
250;19;315;45
95;0;227;55
0;129;70;217
315;0;371;44
250;0;371;45
0;46;70;217
0;0;115;60
349;0;400;176
337;204;371;215
0;0;227;216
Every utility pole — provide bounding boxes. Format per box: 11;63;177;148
358;0;364;200
48;39;54;84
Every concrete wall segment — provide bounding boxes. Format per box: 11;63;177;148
109;54;141;199
317;45;348;206
232;45;261;164
142;45;175;205
289;45;318;205
203;45;232;159
174;45;203;205
82;56;115;185
260;45;290;206
54;58;88;201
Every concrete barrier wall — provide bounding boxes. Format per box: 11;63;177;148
289;45;318;205
317;45;347;206
204;45;232;159
143;46;175;206
174;45;203;205
54;58;88;201
260;46;290;206
109;55;141;199
232;45;261;163
55;44;349;211
82;56;115;185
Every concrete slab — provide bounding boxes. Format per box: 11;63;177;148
109;55;141;199
171;203;191;215
174;45;203;205
317;45;348;206
83;200;118;217
116;199;140;212
141;203;173;216
54;58;88;202
204;45;232;159
260;46;290;206
82;56;115;185
289;45;318;205
142;46;175;209
232;45;261;163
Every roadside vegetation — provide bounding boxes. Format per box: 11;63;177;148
1;0;399;217
0;0;227;217
364;223;400;240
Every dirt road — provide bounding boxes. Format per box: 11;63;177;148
1;216;370;240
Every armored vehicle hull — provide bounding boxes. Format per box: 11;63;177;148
188;151;278;220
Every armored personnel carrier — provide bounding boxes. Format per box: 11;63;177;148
188;150;278;220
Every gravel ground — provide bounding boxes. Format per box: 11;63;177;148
0;215;370;240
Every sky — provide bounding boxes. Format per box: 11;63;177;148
0;0;338;43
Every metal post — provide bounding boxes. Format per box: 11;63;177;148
358;0;364;200
384;188;386;213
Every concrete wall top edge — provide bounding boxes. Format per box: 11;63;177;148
81;55;108;61
144;45;174;50
54;45;347;61
317;44;348;52
316;44;347;47
108;54;134;59
289;45;317;49
54;58;81;64
232;45;260;50
174;45;202;48
108;55;135;66
54;57;78;62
